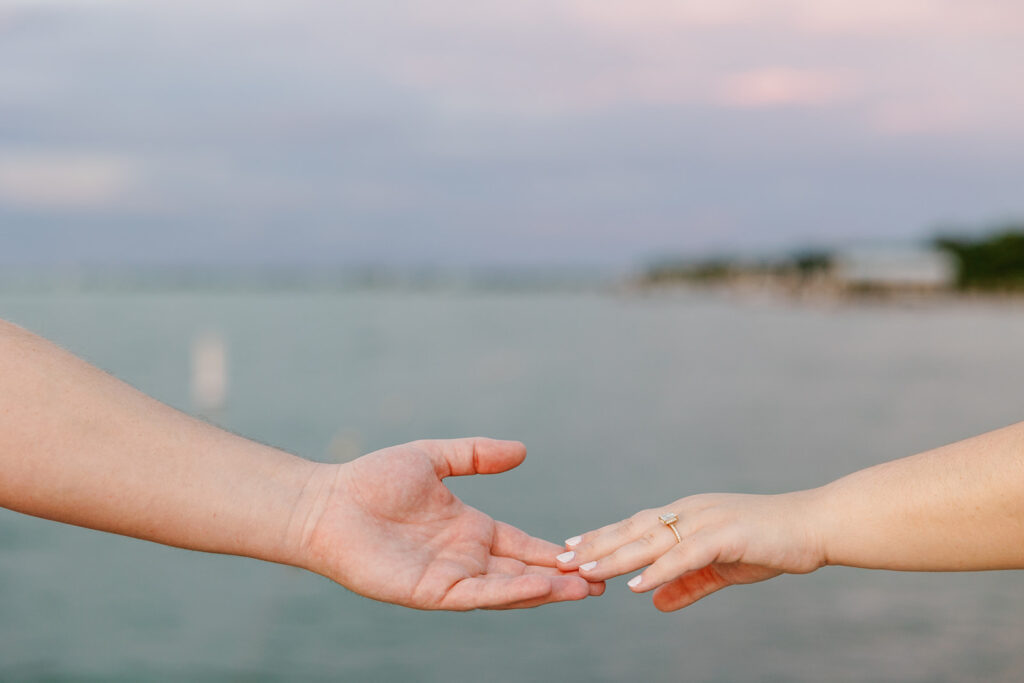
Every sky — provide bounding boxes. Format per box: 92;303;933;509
2;0;1023;267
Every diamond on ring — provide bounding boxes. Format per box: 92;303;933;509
659;512;682;543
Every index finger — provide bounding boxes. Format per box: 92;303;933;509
556;509;662;569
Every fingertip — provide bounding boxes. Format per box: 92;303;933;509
496;438;527;459
653;597;678;612
480;438;527;473
443;437;525;476
571;579;592;601
560;539;590;565
553;575;590;601
650;571;718;611
556;551;575;564
652;589;687;612
588;581;606;597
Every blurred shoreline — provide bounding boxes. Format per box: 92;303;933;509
5;227;1022;304
625;277;1024;309
4;266;1024;312
0;265;618;295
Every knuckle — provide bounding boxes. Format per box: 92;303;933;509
619;517;637;535
687;493;712;507
666;542;692;564
624;510;651;532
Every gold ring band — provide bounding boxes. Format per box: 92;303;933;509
659;512;681;544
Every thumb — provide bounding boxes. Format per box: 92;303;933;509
651;566;731;612
423;437;527;478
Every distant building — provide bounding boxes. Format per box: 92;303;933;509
833;247;955;292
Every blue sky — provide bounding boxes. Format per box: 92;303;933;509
2;1;1023;266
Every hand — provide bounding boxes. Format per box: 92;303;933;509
555;492;825;611
297;437;604;610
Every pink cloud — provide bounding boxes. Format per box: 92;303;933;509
717;68;854;108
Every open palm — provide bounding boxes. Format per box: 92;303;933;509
301;438;602;610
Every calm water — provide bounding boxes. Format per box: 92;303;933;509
2;287;1024;682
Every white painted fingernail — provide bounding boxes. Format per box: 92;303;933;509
556;551;575;563
627;575;643;589
579;561;597;571
565;535;583;547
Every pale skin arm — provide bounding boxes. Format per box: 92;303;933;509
0;319;602;610
556;422;1024;611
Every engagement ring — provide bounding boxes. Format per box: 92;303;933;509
659;512;681;543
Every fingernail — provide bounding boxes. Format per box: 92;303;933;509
556;551;575;563
565;535;582;547
627;575;642;589
579;561;597;571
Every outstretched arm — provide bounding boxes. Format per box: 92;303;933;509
556;421;1024;611
0;319;599;610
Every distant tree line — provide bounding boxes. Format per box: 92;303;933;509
642;249;833;285
643;223;1024;293
933;224;1024;290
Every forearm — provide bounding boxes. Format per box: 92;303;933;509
0;319;323;566
817;421;1024;571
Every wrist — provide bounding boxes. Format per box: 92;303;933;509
801;482;839;569
279;459;345;573
773;486;832;573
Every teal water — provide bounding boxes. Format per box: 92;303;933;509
1;288;1024;682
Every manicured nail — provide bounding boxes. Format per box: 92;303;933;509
556;551;575;563
579;561;597;571
627;575;643;589
565;535;583;547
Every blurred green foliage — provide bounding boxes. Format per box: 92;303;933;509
933;226;1024;290
643;249;833;285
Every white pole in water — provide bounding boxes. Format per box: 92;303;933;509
191;331;227;413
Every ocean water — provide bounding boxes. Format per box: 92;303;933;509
1;287;1024;682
